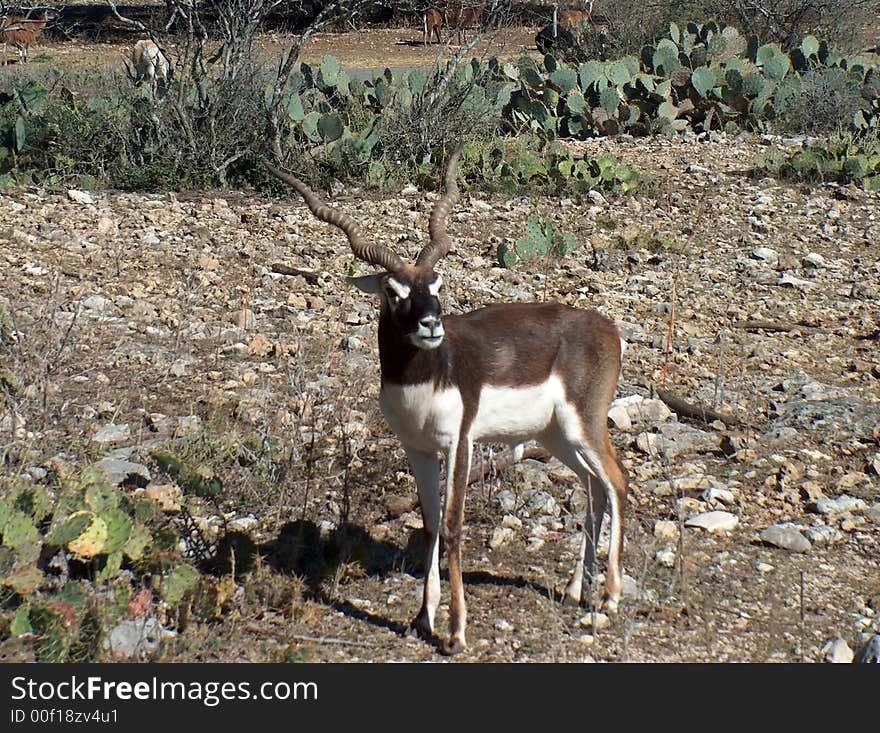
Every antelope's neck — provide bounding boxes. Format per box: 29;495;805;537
377;315;453;388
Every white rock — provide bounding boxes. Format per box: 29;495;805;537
94;457;151;487
676;497;707;518
854;634;880;663
68;189;95;205
814;496;866;516
494;489;516;513
702;487;736;506
501;514;522;529
229;515;258;532
684;511;739;533
81;294;112;313
779;272;814;290
801;252;827;268
653;520;679;543
104;618;172;658
488;526;515;550
91;423;131;444
751;246;779;265
607;403;632;430
578;612;611;630
232;308;257;330
655;548;676;567
821;637;854;663
759;524;811;553
803;525;843;547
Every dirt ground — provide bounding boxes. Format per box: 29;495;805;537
1;18;879;664
8;24;543;71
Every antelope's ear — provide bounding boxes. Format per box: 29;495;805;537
347;273;386;295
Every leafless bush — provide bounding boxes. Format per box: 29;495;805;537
376;0;513;168
589;0;709;56
703;0;880;50
776;67;869;133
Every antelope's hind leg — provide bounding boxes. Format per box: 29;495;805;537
541;428;627;613
575;437;628;613
563;471;607;607
405;448;442;641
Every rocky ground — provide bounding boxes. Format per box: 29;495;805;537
1;131;879;662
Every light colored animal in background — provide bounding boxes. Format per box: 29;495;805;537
266;148;629;655
559;5;593;36
446;2;483;44
422;8;443;45
126;39;170;87
0;8;58;65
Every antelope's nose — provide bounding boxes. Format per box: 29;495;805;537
420;316;443;336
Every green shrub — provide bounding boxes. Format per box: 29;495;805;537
755;130;880;186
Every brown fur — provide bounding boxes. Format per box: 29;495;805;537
446;2;483;44
559;8;592;36
1;10;56;65
423;8;443;45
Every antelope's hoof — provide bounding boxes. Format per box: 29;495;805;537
407;616;433;642
599;594;620;616
560;579;583;606
440;636;467;656
561;591;582;607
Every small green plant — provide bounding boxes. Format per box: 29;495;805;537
0;464;200;661
497;213;580;268
755;131;880;187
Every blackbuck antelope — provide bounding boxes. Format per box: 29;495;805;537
266;149;628;655
0;8;58;65
422;8;443;45
125;39;170;89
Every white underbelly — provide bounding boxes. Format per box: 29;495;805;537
471;377;563;443
380;376;570;453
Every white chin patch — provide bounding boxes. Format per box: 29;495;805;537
410;333;444;350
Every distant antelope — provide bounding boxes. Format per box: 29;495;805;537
423;8;443;45
266;149;629;655
559;6;593;36
447;2;483;45
125;39;170;90
0;8;58;65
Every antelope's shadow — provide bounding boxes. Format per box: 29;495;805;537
205;520;555;644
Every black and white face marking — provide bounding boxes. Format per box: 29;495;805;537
350;271;445;350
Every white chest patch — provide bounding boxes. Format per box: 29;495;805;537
380;382;464;453
471;376;564;444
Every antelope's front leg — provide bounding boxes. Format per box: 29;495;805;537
442;437;472;655
405;448;441;641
